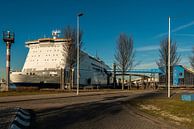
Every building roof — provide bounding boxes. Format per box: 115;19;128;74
181;65;194;74
25;38;71;45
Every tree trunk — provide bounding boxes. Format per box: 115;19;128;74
128;75;131;90
60;68;65;90
166;65;168;88
113;63;117;88
122;71;124;90
69;66;73;90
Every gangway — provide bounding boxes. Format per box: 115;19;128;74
108;68;163;89
108;68;163;74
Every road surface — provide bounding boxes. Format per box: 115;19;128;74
0;90;184;129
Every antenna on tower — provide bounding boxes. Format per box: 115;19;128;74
52;30;61;39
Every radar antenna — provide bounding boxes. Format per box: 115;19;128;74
52;30;61;39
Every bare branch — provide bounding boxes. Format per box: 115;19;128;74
63;26;83;68
156;37;181;86
189;47;194;69
156;37;181;68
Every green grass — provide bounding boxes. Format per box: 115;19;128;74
130;92;194;129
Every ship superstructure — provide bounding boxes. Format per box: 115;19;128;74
23;38;68;74
10;31;111;87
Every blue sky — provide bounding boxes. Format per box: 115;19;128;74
0;0;194;78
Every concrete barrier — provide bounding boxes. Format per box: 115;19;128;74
9;108;31;129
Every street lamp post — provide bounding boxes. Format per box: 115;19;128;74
77;13;83;95
168;17;171;98
72;68;74;89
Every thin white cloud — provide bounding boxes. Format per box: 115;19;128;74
181;58;189;63
136;45;159;52
178;48;192;52
136;62;157;69
172;21;194;32
180;57;190;68
154;32;167;39
154;21;194;39
174;33;194;37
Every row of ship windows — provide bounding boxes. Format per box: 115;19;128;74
25;73;59;77
32;49;60;53
31;54;59;57
28;59;61;62
31;46;60;49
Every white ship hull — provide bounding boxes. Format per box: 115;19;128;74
10;72;60;88
10;73;59;84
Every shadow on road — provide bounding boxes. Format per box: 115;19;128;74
33;96;129;129
33;91;166;129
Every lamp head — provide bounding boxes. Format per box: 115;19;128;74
78;13;83;17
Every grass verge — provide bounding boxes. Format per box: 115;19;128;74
130;90;194;129
0;90;66;97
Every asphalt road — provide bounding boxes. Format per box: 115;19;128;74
0;90;185;129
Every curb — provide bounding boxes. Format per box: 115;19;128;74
9;108;32;129
0;90;130;103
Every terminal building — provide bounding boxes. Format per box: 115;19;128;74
159;65;194;87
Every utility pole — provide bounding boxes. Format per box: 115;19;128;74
3;31;14;91
168;17;171;98
77;13;83;95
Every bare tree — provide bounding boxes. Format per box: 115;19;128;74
156;37;181;85
63;26;83;90
156;38;181;67
115;33;135;90
189;47;194;69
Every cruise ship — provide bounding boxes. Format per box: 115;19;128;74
10;31;111;88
